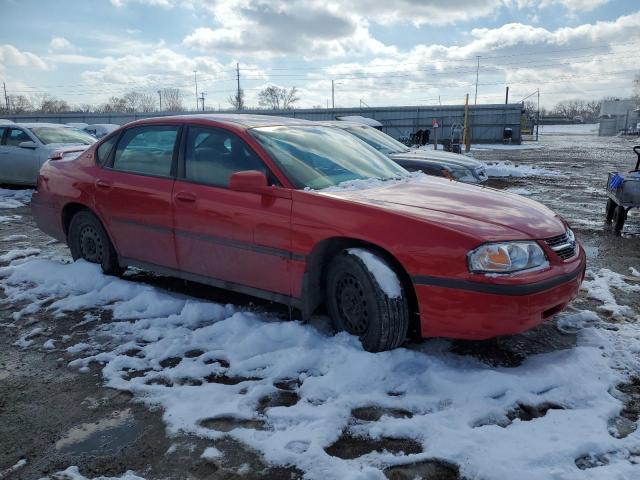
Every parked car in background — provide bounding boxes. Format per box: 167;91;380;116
320;121;488;184
0;122;95;185
83;124;120;139
32;114;584;352
66;122;89;130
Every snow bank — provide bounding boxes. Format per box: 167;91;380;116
45;466;145;480
471;143;545;151
2;258;640;479
0;188;33;209
484;161;560;178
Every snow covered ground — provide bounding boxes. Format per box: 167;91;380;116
483;160;560;178
1;254;640;479
0;188;33;209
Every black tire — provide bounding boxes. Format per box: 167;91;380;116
605;198;616;223
68;210;124;275
612;205;627;232
325;250;409;352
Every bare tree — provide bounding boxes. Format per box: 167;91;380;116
258;86;299;109
6;95;33;114
228;88;245;110
39;96;70;113
124;91;156;112
161;88;184;112
76;103;94;113
99;96;128;113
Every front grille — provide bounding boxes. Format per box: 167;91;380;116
545;232;577;261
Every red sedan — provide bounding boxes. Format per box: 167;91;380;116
32;115;586;352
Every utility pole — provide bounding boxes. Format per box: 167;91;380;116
505;86;509;104
463;93;471;153
157;90;162;111
2;82;8;112
194;70;198;112
474;56;480;105
331;80;335;109
236;62;241;111
200;92;206;112
536;88;540;142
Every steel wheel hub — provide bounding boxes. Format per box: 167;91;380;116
79;226;103;263
336;274;369;335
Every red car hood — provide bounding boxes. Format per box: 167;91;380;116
320;177;566;239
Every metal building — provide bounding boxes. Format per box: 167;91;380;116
598;99;640;136
6;103;523;144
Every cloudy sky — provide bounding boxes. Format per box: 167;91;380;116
1;0;638;110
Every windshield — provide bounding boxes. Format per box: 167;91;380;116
30;127;96;145
343;126;410;155
250;125;408;189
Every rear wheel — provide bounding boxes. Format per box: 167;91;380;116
68;210;123;275
325;250;409;352
612;205;627;232
605;199;616;223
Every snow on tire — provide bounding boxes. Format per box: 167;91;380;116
326;248;409;352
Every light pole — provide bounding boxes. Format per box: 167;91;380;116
193;70;198;112
474;56;480;105
157;90;162;111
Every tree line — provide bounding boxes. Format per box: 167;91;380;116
0;85;301;115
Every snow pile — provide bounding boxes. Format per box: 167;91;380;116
471;143;545;151
506;187;534;196
0;188;33;209
44;466;145;480
483;161;560;178
581;268;640;318
2;258;640;479
540;124;599;135
347;248;401;298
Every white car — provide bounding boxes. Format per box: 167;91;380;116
0;122;95;186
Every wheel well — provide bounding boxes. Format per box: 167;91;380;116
301;237;421;338
61;203;91;237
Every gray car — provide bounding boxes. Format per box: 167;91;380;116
319;121;487;184
0;122;96;186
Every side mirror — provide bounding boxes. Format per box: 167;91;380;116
18;141;37;149
229;170;270;194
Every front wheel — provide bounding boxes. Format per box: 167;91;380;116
605;198;616;223
612;205;627;232
325;250;409;352
68;210;124;276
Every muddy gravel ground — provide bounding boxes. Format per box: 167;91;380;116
1;132;639;479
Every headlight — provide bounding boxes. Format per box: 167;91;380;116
468;241;548;274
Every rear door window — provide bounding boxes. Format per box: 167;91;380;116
6;128;31;147
183;126;270;188
112;125;179;177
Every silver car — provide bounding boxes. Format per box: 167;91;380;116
320;121;488;184
0;122;95;186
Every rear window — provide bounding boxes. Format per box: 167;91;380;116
112;125;179;177
30;127;95;145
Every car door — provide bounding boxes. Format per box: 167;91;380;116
0;127;39;185
173;125;293;296
93;124;180;270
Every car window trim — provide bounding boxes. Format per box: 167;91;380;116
95;130;123;167
0;127;7;145
103;123;183;180
177;124;280;189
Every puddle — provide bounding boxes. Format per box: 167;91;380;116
257;390;299;413
324;433;422;459
352;406;413;422
384;459;460;480
200;416;266;432
56;409;144;456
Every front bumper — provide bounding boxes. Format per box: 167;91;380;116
413;249;586;339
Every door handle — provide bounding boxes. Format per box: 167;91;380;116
175;192;196;203
95;179;112;189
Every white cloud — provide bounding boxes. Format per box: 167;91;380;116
49;37;73;51
0;44;49;71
